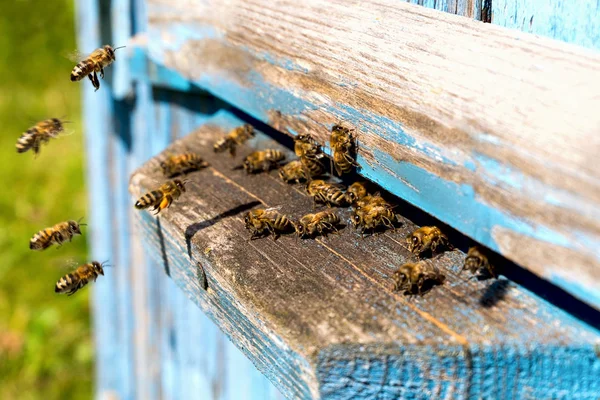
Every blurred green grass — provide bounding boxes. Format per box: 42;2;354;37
0;1;92;398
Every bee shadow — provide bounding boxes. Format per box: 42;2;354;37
185;201;261;258
479;279;511;308
156;217;170;277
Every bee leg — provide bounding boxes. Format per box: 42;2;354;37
486;264;497;279
100;67;105;79
92;72;100;91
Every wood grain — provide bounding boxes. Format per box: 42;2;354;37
129;113;600;399
139;0;600;309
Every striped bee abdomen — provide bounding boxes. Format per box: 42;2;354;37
70;60;94;82
16;130;38;153
55;273;82;294
272;214;293;231
135;190;163;209
30;228;54;250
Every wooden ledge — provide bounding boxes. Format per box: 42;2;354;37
129;112;600;399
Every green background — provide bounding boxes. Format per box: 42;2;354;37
0;0;92;398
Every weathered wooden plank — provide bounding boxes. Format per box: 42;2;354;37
129;112;600;399
138;0;600;309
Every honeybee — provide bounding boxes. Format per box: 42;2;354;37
461;246;497;278
134;179;187;215
70;45;125;91
55;261;108;296
294;134;325;177
279;160;309;183
351;203;397;237
346;182;368;204
160;153;208;177
406;226;450;257
30;219;84;251
243;149;285;173
16;118;66;155
295;210;341;238
392;259;445;295
306;180;349;207
330;124;358;175
243;207;294;240
213;124;255;156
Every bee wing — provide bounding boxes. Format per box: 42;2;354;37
65;49;88;63
264;206;283;212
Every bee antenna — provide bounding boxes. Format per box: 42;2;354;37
113;45;126;51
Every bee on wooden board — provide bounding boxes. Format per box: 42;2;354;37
30;219;85;251
351;202;397;237
346;182;368;204
306;180;350;207
392;259;445;296
461;246;497;278
294;134;325;177
279;160;309;184
330;124;358;176
244;207;294;240
16;118;67;155
134;179;187;215
160;153;208;177
213;124;255;156
55;261;109;296
295;209;341;238
243;149;285;174
70;45;125;91
406;226;451;257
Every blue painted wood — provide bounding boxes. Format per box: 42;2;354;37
128;111;600;399
492;0;600;50
135;0;600;310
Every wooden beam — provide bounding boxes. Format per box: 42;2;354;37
136;0;600;309
129;112;600;399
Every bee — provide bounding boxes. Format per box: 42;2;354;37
295;210;341;238
351;203;397;237
243;207;294;240
461;246;497;278
213;124;255;156
294;134;325;177
392;259;445;296
16;118;65;155
243;149;285;173
55;261;108;296
134;179;187;215
346;182;368;204
330;124;358;175
160;153;208;177
30;219;85;251
306;180;350;207
70;45;125;91
406;226;450;257
279;160;309;183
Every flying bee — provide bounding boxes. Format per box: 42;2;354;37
30;219;85;251
392;259;445;296
461;246;497;278
351;203;397;237
160;153;208;177
279;160;309;183
295;209;341;238
346;182;368;204
16;118;66;155
242;149;285;173
330;124;358;176
306;180;350;207
55;261;108;296
406;226;451;257
213;124;255;156
243;207;294;240
70;45;125;91
134;179;187;215
294;134;325;177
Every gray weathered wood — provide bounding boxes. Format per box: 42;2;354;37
129;115;600;399
141;0;600;309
